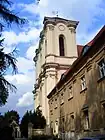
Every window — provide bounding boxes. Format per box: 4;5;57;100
101;101;105;118
59;35;65;56
55;98;57;109
50;110;53;115
98;59;105;79
54;119;59;134
50;121;53;132
68;86;73;100
83;109;89;130
50;121;53;128
60;93;64;105
81;75;86;90
62;117;65;123
71;114;75;130
62;117;65;132
101;100;105;109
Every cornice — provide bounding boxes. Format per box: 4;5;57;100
42;62;70;70
43;17;79;30
45;53;77;59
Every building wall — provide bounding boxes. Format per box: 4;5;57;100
34;17;79;124
48;45;105;138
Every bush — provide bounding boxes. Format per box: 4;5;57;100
30;135;62;140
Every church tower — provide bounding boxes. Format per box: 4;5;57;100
33;17;79;124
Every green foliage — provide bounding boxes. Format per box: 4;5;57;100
0;0;26;106
4;110;20;124
0;110;18;140
0;43;17;106
20;111;30;138
20;108;46;138
0;0;26;31
0;45;18;74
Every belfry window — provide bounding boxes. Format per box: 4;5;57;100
59;35;65;56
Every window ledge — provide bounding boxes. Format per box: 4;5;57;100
80;88;87;93
93;129;99;131
84;128;90;132
71;129;75;132
68;96;73;101
60;102;64;105
97;76;105;83
54;106;57;109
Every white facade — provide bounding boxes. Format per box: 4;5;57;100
34;17;79;124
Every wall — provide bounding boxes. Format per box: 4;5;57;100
48;44;105;139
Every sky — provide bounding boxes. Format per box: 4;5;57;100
0;0;105;119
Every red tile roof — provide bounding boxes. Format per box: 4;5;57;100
77;45;84;56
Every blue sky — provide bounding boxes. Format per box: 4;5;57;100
0;0;105;119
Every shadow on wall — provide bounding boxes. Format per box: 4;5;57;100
58;49;105;139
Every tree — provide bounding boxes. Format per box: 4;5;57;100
33;106;46;129
0;39;17;106
0;0;26;32
0;0;26;106
4;110;20;124
20;109;46;138
20;111;30;138
0;110;19;140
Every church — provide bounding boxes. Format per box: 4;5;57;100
33;16;105;139
33;16;81;123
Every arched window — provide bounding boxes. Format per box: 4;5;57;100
59;35;65;56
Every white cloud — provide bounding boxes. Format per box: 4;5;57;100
17;57;34;73
5;70;35;97
2;27;40;46
2;0;105;116
5;74;32;85
77;25;103;45
19;0;105;44
26;42;38;60
16;92;33;107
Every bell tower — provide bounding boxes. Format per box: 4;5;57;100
33;17;79;124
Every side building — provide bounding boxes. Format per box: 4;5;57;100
33;16;81;124
47;26;105;138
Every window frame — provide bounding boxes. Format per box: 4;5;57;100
98;58;105;79
68;86;73;100
60;92;64;105
81;75;86;91
70;113;75;130
54;98;58;109
50;110;53;116
59;34;65;56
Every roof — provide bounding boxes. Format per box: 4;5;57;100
86;25;105;47
47;25;105;99
43;16;79;29
80;25;105;56
77;45;83;56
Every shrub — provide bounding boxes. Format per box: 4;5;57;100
30;135;62;140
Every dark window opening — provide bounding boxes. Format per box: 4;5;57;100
103;103;105;109
83;109;89;130
71;114;75;130
59;35;65;56
62;117;65;122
